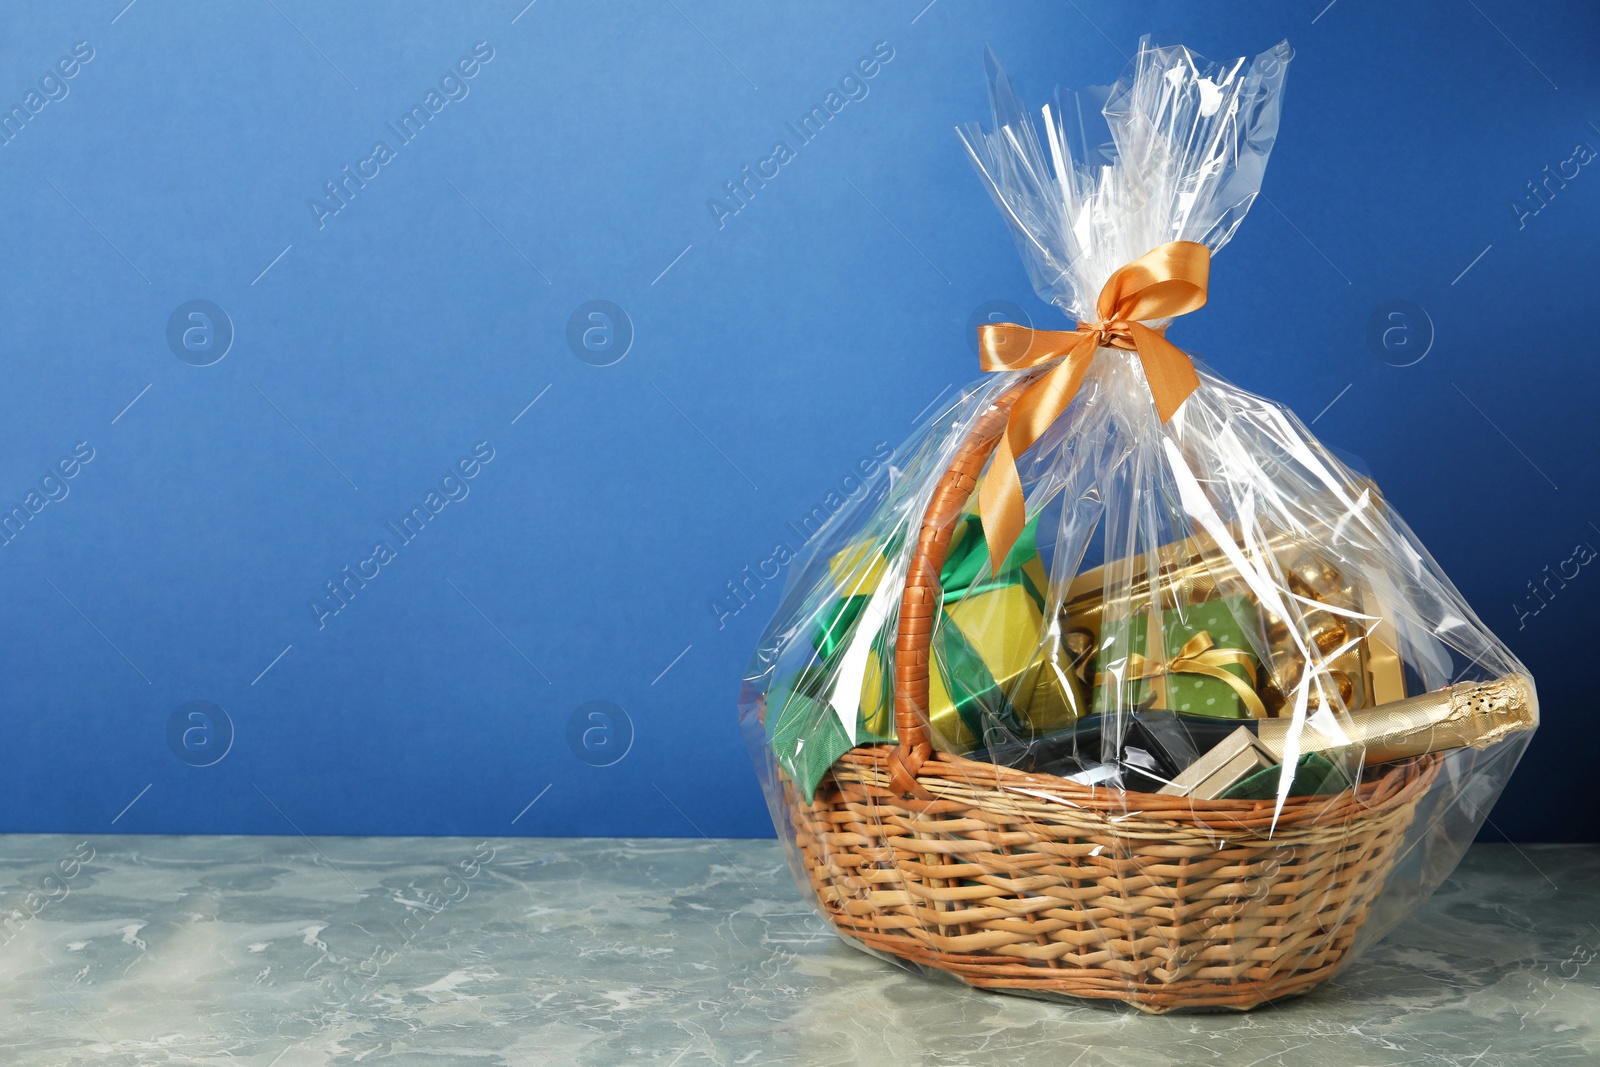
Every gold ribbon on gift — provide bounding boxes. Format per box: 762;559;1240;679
1097;630;1268;720
977;240;1211;570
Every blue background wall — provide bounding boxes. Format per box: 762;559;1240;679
0;1;1594;841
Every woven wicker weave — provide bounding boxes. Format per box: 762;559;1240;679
781;379;1441;1012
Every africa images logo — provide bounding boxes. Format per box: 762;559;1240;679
710;440;893;629
310;441;496;630
307;42;496;229
0;41;95;148
706;41;895;229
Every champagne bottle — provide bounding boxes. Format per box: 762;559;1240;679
981;674;1535;792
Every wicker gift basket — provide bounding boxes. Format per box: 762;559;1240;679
741;38;1536;1013
778;381;1443;1012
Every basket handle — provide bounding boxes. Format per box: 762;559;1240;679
887;378;1031;799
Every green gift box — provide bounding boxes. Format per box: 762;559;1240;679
764;667;881;808
768;514;1081;803
1092;594;1265;719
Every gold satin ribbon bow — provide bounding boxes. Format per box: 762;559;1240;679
1097;630;1268;720
977;240;1211;570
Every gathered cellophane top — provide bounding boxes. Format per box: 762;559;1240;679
739;38;1535;1011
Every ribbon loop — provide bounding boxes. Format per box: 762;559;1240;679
975;240;1211;570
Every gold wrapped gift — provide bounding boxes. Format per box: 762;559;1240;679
1059;512;1407;715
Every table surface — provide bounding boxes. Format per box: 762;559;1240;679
0;836;1594;1066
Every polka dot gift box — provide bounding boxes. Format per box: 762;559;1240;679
1089;595;1265;720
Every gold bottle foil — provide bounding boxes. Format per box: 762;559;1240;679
1256;674;1537;765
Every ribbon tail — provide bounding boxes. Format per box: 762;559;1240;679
979;338;1097;570
977;433;1026;586
1129;321;1200;424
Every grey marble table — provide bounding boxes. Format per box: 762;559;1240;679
0;835;1594;1066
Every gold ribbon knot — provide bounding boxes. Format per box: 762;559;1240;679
976;240;1211;569
1097;629;1268;720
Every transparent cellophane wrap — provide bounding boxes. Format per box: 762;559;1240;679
738;39;1536;1012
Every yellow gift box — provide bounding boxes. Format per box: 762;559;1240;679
835;515;1083;754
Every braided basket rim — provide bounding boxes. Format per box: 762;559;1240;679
828;743;1440;834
